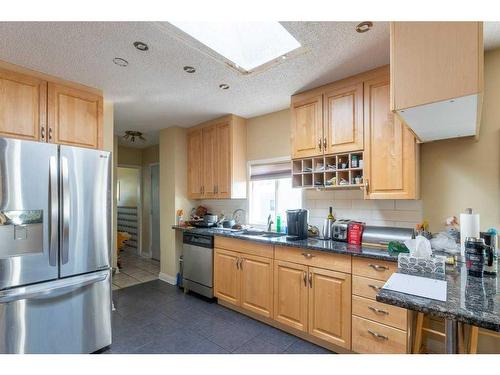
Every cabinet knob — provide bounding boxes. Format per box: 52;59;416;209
48;128;53;141
236;257;240;270
303;271;307;287
323;138;327;150
368;306;389;315
318;139;322;151
368;284;381;291
41;127;45;141
369;263;389;271
364;179;369;192
308;272;313;288
301;252;315;259
367;329;388;340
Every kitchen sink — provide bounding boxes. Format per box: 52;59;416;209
241;230;286;238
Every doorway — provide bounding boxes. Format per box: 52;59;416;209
114;165;159;289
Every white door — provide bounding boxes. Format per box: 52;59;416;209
150;164;160;261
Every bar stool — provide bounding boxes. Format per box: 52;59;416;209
468;326;500;354
412;312;465;353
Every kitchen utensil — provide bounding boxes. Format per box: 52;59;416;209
465;237;494;277
222;219;236;228
203;214;218;225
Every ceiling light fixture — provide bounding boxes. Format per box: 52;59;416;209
183;66;196;73
170;22;301;73
356;21;373;33
123;131;146;143
219;84;230;90
113;57;128;67
133;41;149;51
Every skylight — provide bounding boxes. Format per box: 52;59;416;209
170;22;301;72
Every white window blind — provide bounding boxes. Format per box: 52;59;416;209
249;161;291;181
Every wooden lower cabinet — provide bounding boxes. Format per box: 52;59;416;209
240;254;273;318
308;267;351;349
352;316;407;354
214;248;240;306
214;247;273;318
274;260;309;332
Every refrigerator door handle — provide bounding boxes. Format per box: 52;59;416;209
0;271;108;303
49;156;58;267
61;156;70;265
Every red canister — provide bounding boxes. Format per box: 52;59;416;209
347;222;364;245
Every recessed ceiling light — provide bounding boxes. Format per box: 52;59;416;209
183;66;196;73
133;41;149;51
219;84;230;90
113;57;128;67
170;22;301;72
356;21;373;33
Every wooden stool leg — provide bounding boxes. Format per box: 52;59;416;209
413;312;424;353
458;323;465;354
469;326;479;354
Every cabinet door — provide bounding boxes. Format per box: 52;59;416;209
291;95;323;158
308;267;351;349
324;82;363;154
48;83;103;149
187;128;203;199
240;254;273;318
214;248;241;306
363;75;418;199
273;260;308;332
202;125;217;198
216;122;231;199
0;68;46;142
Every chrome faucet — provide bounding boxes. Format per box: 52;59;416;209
267;214;274;232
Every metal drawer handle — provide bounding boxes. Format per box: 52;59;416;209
236;258;240;270
368;306;389;315
308;272;313;288
239;258;244;269
303;271;307;287
302;253;315;259
368;284;381;291
368;329;388;340
369;264;389;271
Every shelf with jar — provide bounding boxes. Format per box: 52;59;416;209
291;151;364;189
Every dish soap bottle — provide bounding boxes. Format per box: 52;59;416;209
276;215;282;233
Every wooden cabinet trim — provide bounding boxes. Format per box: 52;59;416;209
215;237;273;259
274;246;351;273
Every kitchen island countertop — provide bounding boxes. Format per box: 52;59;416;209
172;225;398;262
376;263;500;332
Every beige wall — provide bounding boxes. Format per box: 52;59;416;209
422;49;500;232
117;167;139;206
159;127;190;282
118;145;142;166
247;109;291;161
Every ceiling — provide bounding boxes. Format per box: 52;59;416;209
1;21;499;148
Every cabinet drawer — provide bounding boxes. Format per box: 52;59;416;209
352;316;407;354
275;246;351;273
352;275;386;300
352;295;407;330
352;257;396;281
215;237;273;258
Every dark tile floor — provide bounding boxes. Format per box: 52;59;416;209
102;280;333;354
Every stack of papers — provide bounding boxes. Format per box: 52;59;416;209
382;273;447;302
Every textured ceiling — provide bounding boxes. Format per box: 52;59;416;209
0;21;499;149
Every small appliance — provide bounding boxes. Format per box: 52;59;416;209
286;209;308;241
331;219;351;242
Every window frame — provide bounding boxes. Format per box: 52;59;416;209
247;157;303;229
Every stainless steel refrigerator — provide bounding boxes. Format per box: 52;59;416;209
0;137;112;354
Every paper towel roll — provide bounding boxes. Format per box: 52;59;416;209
460;213;480;256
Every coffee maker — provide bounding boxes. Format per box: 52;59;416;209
286;209;308;241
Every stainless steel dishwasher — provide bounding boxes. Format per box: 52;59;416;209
182;232;214;298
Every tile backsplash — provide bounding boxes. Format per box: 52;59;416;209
192;189;422;230
304;189;423;229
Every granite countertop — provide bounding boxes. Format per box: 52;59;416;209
376;263;500;332
172;225;398;262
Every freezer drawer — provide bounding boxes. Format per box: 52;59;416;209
0;270;112;354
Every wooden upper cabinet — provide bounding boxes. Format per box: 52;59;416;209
308;267;351;349
202;125;217;198
391;22;483;141
214;248;241;307
291;95;323;158
48;83;103;149
0;68;46;142
364;72;419;199
324;82;363;154
216;122;231;199
240;254;273;318
274;260;309;332
187;128;203;199
187;114;247;200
